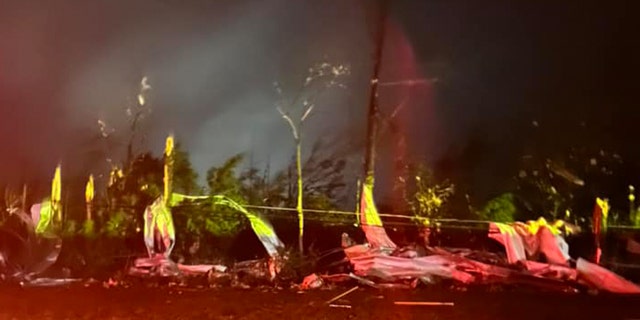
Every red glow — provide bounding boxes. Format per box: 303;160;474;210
379;20;437;211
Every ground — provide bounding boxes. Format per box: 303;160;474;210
1;285;640;320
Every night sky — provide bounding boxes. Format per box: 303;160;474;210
1;0;638;206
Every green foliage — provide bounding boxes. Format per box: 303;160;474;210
478;193;517;223
82;219;96;238
61;219;78;238
206;153;245;199
400;164;455;219
173;143;200;195
172;201;244;238
104;210;132;238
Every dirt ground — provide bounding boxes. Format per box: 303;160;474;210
1;285;640;320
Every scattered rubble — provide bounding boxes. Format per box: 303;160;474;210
296;183;640;295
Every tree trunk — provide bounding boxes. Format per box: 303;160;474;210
295;140;304;253
86;203;92;221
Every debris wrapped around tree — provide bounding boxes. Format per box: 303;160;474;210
301;183;640;294
129;193;285;281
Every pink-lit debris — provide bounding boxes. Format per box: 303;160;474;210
394;301;455;307
627;238;640;255
487;219;640;293
359;181;396;249
302;215;640;295
520;261;577;281
349;253;475;284
178;264;226;275
576;258;640;294
20;278;81;288
488;219;571;266
0;208;62;283
301;273;324;290
128;254;227;278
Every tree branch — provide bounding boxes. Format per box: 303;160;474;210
277;106;299;141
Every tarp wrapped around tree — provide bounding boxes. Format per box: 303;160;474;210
143;193;284;259
0;165;66;282
359;177;396;249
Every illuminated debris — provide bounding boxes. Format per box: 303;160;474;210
348;250;475;284
394;301;454;306
210;195;284;258
359;179;396;249
302;219;639;294
628;238;640;255
85;175;95;223
341;233;355;248
232;258;276;287
0;208;61;283
488;218;571;266
134;193;284;281
0;166;66;283
593;198;609;264
488;218;640;293
20;278;81;288
577;258;640;294
143;196;175;258
141;192;284;260
129;254;180;277
31;199;55;236
301;273;324;290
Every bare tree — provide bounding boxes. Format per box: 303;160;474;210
95;76;152;172
126;76;153;166
274;61;349;253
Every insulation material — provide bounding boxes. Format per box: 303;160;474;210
521;261;577;280
489;218;570;266
350;253;475;283
488;223;527;264
143;196;175;258
359;181;396;249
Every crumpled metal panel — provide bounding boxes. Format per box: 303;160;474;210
350;253;475;284
0;208;61;281
489;219;570;266
143;197;175;257
576;258;640;294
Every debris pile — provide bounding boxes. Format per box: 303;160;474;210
300;181;640;294
301;220;640;294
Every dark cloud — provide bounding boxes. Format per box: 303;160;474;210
0;0;375;189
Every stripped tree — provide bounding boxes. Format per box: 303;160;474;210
274;61;349;253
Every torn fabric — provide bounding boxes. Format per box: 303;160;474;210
211;195;284;257
576;258;640;294
489;218;570;266
359;181;396;249
143;193;283;259
144;196;175;257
